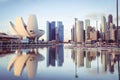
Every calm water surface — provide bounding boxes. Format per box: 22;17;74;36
0;44;119;80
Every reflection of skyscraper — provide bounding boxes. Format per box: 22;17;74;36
86;51;91;68
47;45;64;67
101;50;108;73
57;45;64;66
73;49;84;67
47;46;56;67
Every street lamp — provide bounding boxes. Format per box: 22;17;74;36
116;0;119;47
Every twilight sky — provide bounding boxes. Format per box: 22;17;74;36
0;0;120;41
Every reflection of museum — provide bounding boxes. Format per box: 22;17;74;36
7;48;44;79
71;48;120;73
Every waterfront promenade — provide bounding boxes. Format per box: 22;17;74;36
0;42;120;49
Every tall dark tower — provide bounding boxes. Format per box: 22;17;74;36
108;14;113;23
108;14;113;28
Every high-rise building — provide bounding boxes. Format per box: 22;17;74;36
85;19;90;41
46;21;56;41
71;26;75;41
90;31;98;41
110;23;115;41
101;16;107;40
46;21;51;41
101;16;107;33
47;21;64;42
75;20;84;43
108;14;113;28
57;21;64;42
108;14;113;23
51;21;56;40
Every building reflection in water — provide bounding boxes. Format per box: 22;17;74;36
7;48;44;79
47;45;64;67
101;50;108;73
71;48;120;78
71;48;85;78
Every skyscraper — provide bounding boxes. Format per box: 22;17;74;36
46;21;56;41
51;21;56;40
101;16;107;33
85;19;90;41
108;14;113;28
71;26;75;42
101;16;107;40
46;21;51;41
57;21;64;42
110;23;115;41
75;20;84;43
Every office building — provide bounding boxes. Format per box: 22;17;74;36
90;31;98;41
75;20;84;43
85;19;90;41
57;21;64;42
101;16;107;40
108;14;113;28
71;26;75;42
46;21;56;41
47;21;64;42
110;23;115;41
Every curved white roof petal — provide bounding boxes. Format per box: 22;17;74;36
36;30;45;38
8;15;45;39
8;21;19;35
14;17;30;37
27;15;38;37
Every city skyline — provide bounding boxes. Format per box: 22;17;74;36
0;0;120;41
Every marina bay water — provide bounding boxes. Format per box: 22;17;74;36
0;44;119;80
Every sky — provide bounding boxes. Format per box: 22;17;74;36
0;0;120;41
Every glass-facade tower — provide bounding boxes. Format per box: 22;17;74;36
57;21;64;42
46;21;56;41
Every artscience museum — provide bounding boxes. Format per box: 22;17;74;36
8;15;45;43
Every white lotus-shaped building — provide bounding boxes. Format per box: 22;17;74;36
8;15;45;42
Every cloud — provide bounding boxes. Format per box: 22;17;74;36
85;12;106;20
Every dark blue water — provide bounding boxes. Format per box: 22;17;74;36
0;45;119;80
